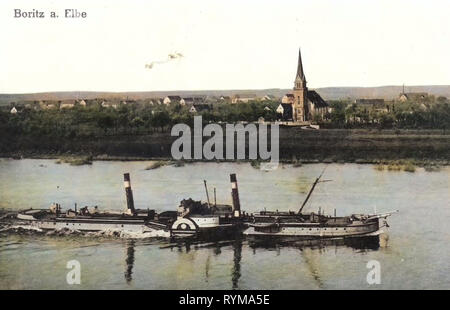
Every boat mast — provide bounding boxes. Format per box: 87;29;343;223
298;167;327;214
204;180;211;208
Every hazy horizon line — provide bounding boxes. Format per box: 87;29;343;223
2;84;449;96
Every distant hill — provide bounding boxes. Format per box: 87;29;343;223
315;85;450;100
1;85;449;105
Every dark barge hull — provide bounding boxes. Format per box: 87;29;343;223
170;223;247;240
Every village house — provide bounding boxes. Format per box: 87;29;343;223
163;96;182;105
276;103;293;121
281;94;295;104
181;98;191;105
101;100;118;109
188;105;197;113
59;100;77;109
58;99;89;109
188;103;213;114
182;97;207;106
219;96;231;103
276;104;284;115
152;98;163;105
35;100;45;108
41;101;58;110
261;95;275;101
204;96;218;103
231;94;257;104
9;101;43;112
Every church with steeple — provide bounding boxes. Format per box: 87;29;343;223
280;48;328;122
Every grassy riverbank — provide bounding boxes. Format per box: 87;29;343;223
1;128;449;166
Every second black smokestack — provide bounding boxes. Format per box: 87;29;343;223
230;173;241;217
124;173;136;215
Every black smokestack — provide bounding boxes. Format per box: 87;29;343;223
124;173;136;215
230;173;241;217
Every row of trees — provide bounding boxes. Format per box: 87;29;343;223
0;101;280;139
322;98;450;129
1;98;449;142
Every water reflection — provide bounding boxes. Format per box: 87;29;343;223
301;248;324;288
247;236;382;289
124;240;135;284
154;235;381;289
205;253;211;282
231;239;242;289
122;235;381;287
160;238;244;289
247;235;382;251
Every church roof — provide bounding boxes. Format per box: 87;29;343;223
280;103;293;120
296;48;306;82
167;96;182;101
307;91;328;108
401;92;428;99
281;103;293;110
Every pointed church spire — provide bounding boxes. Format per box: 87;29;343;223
296;48;306;82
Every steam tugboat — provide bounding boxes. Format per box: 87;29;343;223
11;172;248;239
169;174;247;238
15;173;169;234
244;168;397;240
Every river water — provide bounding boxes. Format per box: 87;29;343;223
0;159;449;289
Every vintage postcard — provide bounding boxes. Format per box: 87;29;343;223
0;0;449;297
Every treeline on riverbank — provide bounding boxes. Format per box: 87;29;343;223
1;101;280;139
321;98;450;129
2;98;450;140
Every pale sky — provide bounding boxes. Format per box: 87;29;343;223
0;0;449;93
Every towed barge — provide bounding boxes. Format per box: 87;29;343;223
244;211;395;239
244;168;397;240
